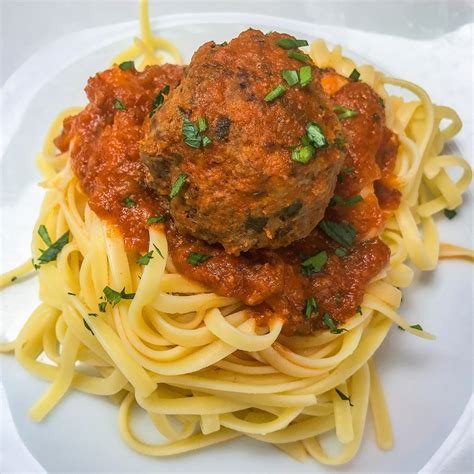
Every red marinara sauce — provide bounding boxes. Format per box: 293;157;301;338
55;63;400;336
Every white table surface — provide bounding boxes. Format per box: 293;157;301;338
1;1;473;473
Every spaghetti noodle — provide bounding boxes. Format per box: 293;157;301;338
1;0;472;465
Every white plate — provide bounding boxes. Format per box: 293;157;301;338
1;13;472;474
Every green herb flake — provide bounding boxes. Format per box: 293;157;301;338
83;319;94;335
299;65;312;87
67;292;76;296
119;60;135;71
113;99;126;110
301;251;327;276
356;305;363;315
303;297;319;318
282;69;299;86
103;286;136;307
322;312;347;334
146;215;165;225
334;137;347;150
291;144;315;164
149;84;170;117
319;220;357;248
306;122;328;149
335;247;347;257
187;252;212;266
264;84;286;102
136;250;154;266
182;118;202;148
335;388;354;406
378;97;385;108
152;243;164;259
197;116;208;133
335;294;343;306
444;209;457;219
344;195;363;206
349;69;360;81
202;136;212;147
37;231;70;265
333;105;359;120
274;38;309;49
98;302;107;313
11;276;17;282
123;197;136;207
287;50;311;63
399;323;423;332
38;225;52;246
88;313;98;317
169;173;188;199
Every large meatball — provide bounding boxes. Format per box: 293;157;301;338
141;29;344;254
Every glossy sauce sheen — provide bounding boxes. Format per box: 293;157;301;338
56;64;400;335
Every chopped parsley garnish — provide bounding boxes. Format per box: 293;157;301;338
303;297;319;318
398;324;424;331
67;292;76;296
334;137;347;150
335;388;354;406
182;118;202;148
38;225;52;246
98;302;107;313
322;313;347;334
274;38;309;49
337;166;355;182
149;84;170;117
319;220;356;248
37;231;70;265
299;65;312;87
169;173;188;199
344;195;363;206
83;319;94;335
444;209;457;219
349;68;360;81
287;50;311;63
335;294;342;306
291;145;315;164
187;252;212;266
264;84;286;102
378;97;385;108
153;243;164;259
103;286;135;306
114;99;126;110
202;136;212;147
335;247;347;257
88;313;98;317
333;105;359;120
146;214;165;225
301;251;327;276
282;69;299;86
306;122;328;149
136;250;154;265
197;116;208;133
123;196;136;207
119;60;134;70
11;276;17;282
356;305;362;315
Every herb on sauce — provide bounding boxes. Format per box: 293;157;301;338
103;286;135;306
334;137;347;150
37;231;70;265
287;50;311;63
335;294;343;306
301;251;327;276
197;116;208;133
274;38;308;49
123;197;136;207
349;68;360;81
38;225;52;246
291;145;315;164
264;84;286;102
333;105;359;120
83;319;94;335
202;136;212;147
335;388;354;406
322;312;347;334
118;61;134;70
304;297;319;318
356;305;363;315
319;220;356;248
337;166;355;184
335;247;347;257
444;209;457;219
98;302;107;313
282;69;299;86
182;118;202;148
378;97;385;108
344;195;363;206
149;84;170;117
153;243;164;259
113;99;126;110
169;173;188;199
146;215;165;225
136;250;154;266
187;252;212;266
306;122;328;149
299;65;312;87
245;216;269;232
280;199;303;220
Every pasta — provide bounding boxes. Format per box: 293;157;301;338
1;0;472;466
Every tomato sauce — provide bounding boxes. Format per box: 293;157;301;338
56;64;400;335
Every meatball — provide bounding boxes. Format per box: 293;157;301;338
141;29;344;254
